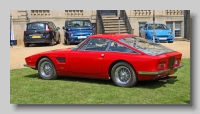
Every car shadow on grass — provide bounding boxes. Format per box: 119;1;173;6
24;73;113;86
24;73;178;89
135;79;178;89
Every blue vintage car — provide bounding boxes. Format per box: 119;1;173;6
62;19;95;45
140;23;174;43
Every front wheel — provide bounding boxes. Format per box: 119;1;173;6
168;41;173;43
24;43;29;47
111;62;137;87
145;35;148;39
65;38;70;45
37;58;58;80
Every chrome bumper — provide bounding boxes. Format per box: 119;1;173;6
24;64;35;69
138;64;184;75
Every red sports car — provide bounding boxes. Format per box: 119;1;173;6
24;34;183;87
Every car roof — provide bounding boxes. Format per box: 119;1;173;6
89;33;137;41
27;21;52;24
147;22;164;24
66;18;90;21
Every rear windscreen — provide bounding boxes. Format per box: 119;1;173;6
26;23;46;30
66;20;92;28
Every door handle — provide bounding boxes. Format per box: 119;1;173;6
101;54;104;57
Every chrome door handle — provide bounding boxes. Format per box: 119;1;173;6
101;54;104;57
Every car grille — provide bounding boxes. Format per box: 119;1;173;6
156;35;169;37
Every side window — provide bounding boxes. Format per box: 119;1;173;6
79;38;111;51
108;41;138;54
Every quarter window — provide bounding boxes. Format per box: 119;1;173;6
108;41;138;53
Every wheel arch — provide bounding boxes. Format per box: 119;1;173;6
36;56;55;70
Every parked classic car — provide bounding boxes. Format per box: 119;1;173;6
24;33;183;87
23;21;61;47
62;19;95;45
140;23;174;43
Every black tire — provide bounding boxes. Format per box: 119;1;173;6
24;43;29;47
56;35;61;44
49;38;54;46
37;57;58;80
65;38;70;45
145;35;148;39
168;41;173;43
111;62;137;87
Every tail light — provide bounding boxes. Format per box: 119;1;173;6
46;25;51;32
24;25;27;34
158;62;166;70
174;59;180;66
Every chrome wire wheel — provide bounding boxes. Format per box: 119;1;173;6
111;62;137;87
40;61;53;78
38;57;58;80
114;66;131;85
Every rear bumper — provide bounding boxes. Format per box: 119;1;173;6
138;64;183;75
24;37;52;44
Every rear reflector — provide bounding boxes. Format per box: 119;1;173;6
158;62;166;70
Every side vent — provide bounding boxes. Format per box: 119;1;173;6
56;57;66;63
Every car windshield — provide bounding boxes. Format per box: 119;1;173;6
72;39;87;50
148;24;168;30
67;20;92;28
119;37;175;56
27;23;45;30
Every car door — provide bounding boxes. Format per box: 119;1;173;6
68;38;111;77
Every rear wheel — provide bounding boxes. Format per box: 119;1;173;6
49;38;54;46
111;62;137;87
37;57;58;80
24;43;29;47
56;35;61;44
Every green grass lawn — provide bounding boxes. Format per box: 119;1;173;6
10;59;190;104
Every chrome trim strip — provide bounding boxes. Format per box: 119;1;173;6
24;64;35;69
138;69;170;75
173;64;184;70
138;64;184;75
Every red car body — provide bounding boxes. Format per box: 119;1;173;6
24;34;183;87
